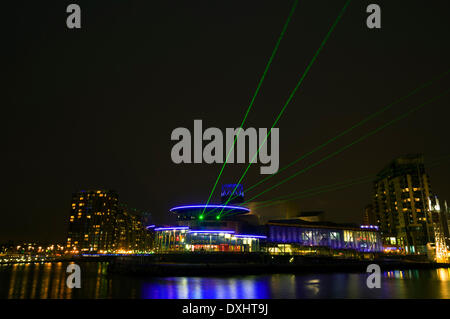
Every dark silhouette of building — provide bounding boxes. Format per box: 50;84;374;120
363;204;377;226
221;184;244;204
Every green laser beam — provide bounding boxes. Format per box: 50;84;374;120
218;69;450;207
250;174;374;206
239;90;450;206
250;154;450;210
200;0;299;217
254;177;371;210
204;70;450;217
216;0;352;218
250;156;445;209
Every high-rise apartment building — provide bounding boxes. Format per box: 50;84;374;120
114;204;153;253
372;154;434;254
66;190;152;254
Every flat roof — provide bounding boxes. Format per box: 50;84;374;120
267;219;378;232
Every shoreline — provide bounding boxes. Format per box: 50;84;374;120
2;254;449;276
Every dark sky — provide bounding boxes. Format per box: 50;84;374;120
4;0;450;242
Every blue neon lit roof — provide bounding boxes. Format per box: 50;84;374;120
189;230;235;234
234;234;267;239
169;204;250;213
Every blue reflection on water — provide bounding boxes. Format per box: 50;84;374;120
141;276;271;299
2;262;450;299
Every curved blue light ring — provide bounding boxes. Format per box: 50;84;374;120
170;204;250;213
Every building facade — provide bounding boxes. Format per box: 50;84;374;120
372;154;434;254
152;185;383;256
153;227;264;253
66;190;152;254
153;203;265;253
266;220;382;255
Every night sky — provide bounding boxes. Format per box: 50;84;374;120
4;0;450;242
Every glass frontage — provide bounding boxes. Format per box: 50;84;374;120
154;228;263;253
268;225;383;253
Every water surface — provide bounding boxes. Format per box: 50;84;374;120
1;262;449;298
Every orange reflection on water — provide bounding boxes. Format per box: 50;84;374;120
2;262;450;299
7;264;18;299
436;268;450;281
436;268;450;298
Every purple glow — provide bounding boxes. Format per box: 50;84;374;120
189;230;235;234
154;227;189;231
234;234;267;239
170;204;250;212
360;225;379;230
146;225;156;229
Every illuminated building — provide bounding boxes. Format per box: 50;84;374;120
265;219;382;254
172;204;257;233
153;227;265;252
154;204;264;252
428;197;449;263
114;204;153;253
152;185;383;255
153;184;264;252
439;200;450;246
372;154;434;254
1;242;66;256
66;190;152;254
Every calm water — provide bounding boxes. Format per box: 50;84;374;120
1;262;450;299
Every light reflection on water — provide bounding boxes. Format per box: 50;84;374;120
1;262;450;299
